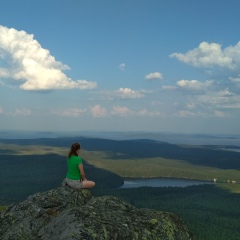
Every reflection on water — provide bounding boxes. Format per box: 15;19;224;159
119;178;213;188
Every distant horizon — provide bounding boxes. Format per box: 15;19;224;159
1;129;240;136
1;129;240;146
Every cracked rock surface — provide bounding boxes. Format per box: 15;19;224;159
0;186;194;240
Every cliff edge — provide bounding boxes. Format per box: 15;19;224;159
0;186;194;240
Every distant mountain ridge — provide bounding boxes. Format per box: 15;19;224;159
1;130;240;145
1;137;240;169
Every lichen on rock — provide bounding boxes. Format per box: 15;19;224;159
0;186;194;240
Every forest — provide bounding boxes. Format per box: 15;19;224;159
0;137;240;240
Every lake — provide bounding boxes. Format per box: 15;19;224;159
119;178;214;188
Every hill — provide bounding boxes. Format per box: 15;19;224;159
1;137;240;169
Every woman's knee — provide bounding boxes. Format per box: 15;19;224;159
82;180;95;189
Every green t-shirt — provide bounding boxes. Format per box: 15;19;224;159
66;155;83;180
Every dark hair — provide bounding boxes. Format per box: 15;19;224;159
67;143;80;159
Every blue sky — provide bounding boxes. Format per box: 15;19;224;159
1;0;240;134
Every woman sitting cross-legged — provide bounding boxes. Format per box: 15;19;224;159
65;142;95;189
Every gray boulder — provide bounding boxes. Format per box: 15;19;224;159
0;186;194;240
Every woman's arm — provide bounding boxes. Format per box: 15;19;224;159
78;164;87;181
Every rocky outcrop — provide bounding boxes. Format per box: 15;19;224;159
0;186;194;240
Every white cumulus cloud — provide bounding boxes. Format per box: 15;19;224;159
118;88;145;99
170;42;236;69
118;63;126;71
145;72;163;80
176;110;199;117
53;108;87;117
90;105;107;117
229;76;240;83
229;75;240;88
197;89;240;109
100;88;146;100
162;85;177;90
0;25;97;91
214;110;227;117
177;80;214;92
111;106;163;117
7;108;31;116
136;108;163;117
111;106;132;116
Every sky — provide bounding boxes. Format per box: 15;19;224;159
1;0;240;134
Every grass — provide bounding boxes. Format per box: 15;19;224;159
0;143;69;156
217;183;240;193
80;150;240;185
